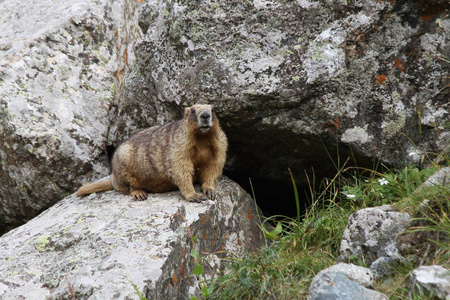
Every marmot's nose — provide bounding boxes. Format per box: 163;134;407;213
200;111;211;120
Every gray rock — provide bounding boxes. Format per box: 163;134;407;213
370;256;403;281
117;0;450;189
0;0;142;234
322;263;374;288
308;270;388;300
338;205;411;265
409;265;450;300
0;176;264;299
417;167;450;191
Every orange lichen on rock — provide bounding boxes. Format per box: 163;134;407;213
393;59;405;73
376;75;387;85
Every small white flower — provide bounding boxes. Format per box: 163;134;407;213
346;194;356;199
378;178;389;186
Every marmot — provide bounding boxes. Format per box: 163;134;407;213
76;104;228;202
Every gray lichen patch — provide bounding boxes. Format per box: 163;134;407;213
341;126;373;145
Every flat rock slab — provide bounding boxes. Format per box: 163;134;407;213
0;177;264;299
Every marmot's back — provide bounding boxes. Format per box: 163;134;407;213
113;120;185;177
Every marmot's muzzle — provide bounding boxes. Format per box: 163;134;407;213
198;111;212;132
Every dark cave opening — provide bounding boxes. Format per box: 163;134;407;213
224;170;310;219
223;151;379;220
221;123;380;220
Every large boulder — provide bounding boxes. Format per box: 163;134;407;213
118;0;450;187
0;176;264;299
0;0;142;234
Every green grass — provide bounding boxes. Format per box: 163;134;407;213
210;161;355;299
379;179;450;299
208;151;449;299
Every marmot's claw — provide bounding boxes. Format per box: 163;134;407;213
203;189;216;200
188;193;208;203
131;190;148;201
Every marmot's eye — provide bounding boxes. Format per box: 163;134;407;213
191;108;195;114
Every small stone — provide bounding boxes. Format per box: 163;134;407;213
409;265;450;299
338;205;410;265
323;263;374;288
308;271;388;300
370;256;403;281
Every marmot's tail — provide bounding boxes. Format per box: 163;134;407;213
76;179;113;197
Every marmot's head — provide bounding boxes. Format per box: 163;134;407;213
184;104;218;133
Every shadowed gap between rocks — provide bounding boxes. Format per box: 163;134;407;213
221;123;382;219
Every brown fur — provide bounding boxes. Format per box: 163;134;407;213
76;104;228;202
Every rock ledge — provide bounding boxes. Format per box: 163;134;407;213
0;176;263;299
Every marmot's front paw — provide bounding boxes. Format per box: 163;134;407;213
187;193;208;203
131;189;148;201
203;189;216;200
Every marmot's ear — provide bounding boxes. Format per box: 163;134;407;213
184;107;191;118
